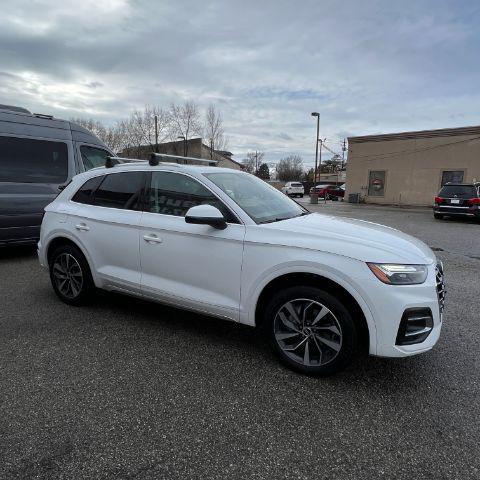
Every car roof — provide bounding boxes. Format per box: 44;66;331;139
78;162;244;180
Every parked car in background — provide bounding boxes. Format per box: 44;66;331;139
310;184;345;200
0;104;113;246
282;181;304;197
39;159;444;376
309;184;330;195
433;182;480;220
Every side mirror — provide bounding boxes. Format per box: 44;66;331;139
185;204;227;230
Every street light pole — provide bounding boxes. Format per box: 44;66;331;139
311;112;320;185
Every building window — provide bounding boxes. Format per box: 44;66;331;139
441;170;464;186
368;170;386;196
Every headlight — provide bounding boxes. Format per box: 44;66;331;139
367;263;428;285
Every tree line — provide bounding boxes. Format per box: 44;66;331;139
241;152;344;182
71;101;227;158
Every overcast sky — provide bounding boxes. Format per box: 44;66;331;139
1;0;479;165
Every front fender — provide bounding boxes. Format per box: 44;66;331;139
240;258;378;355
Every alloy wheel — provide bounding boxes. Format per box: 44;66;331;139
274;298;343;367
52;253;84;299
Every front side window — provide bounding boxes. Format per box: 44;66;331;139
204;172;307;224
0;135;68;184
93;172;145;210
81;146;111;170
148;172;237;222
441;170;464;186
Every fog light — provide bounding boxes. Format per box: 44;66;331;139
396;308;433;345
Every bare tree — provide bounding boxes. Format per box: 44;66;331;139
242;151;265;175
276;155;304;181
204;104;227;159
70;117;124;153
169;101;202;156
131;105;170;153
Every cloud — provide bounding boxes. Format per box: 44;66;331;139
1;0;479;163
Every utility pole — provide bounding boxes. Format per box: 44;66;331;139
154;115;159;153
311;113;320;185
254;150;259;175
341;138;346;170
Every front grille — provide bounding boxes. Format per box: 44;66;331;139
435;262;446;315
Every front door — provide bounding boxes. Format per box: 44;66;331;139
139;171;245;321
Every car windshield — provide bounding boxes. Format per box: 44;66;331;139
438;185;477;198
204;172;308;224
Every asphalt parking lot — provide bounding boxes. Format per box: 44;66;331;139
1;203;479;479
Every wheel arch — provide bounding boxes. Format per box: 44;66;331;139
253;271;375;355
45;235;98;285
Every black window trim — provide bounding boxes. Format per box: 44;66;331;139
144;170;243;225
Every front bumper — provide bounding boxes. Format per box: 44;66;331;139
353;262;444;357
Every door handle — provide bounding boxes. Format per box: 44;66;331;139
75;223;90;231
143;234;163;244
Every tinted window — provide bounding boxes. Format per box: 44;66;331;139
438;185;477;198
291;183;303;187
0;135;68;183
71;176;104;205
81;146;111;170
94;172;145;210
148;171;237;222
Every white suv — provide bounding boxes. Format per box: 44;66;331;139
282;181;304;198
38;160;445;375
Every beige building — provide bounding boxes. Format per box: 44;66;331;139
121;138;242;170
346;125;480;206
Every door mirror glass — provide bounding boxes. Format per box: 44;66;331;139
185;205;227;230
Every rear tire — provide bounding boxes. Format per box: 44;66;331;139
49;244;94;306
262;286;357;376
434;213;444;220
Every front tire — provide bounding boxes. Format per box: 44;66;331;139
262;286;357;376
49;244;94;305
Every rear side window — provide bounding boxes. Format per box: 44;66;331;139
93;172;145;210
0;135;68;183
438;185;477;198
81;146;111;170
71;176;104;205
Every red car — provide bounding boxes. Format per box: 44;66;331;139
310;185;345;200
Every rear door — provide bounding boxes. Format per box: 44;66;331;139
0;135;73;244
67;171;146;293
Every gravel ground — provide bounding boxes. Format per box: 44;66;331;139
0;203;479;479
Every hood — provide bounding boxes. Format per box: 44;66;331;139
260;213;436;264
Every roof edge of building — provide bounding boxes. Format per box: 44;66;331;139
348;125;480;143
